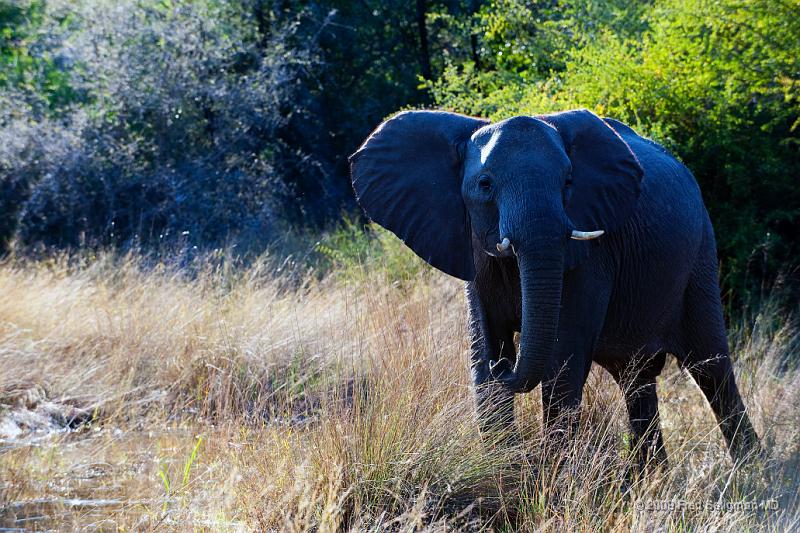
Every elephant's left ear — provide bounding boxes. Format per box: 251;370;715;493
539;109;644;267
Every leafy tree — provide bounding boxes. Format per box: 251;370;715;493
430;0;799;302
0;0;78;110
2;0;323;251
1;0;796;304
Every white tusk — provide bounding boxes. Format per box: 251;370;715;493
496;237;511;252
571;229;605;241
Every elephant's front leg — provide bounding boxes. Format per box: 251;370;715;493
538;326;595;488
466;284;516;436
541;267;610;453
541;352;587;446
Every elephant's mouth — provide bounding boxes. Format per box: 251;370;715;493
481;229;515;258
489;246;515;258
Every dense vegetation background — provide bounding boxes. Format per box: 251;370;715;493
1;0;798;303
1;2;799;529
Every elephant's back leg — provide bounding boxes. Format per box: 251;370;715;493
675;235;760;462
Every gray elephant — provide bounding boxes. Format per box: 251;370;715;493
349;109;759;470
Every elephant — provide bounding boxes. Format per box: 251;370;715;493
349;108;759;470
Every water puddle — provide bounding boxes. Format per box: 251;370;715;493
1;498;128;531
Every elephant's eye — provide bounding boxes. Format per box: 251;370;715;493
477;174;492;191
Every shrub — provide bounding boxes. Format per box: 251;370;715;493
315;218;430;283
0;0;323;253
429;0;800;303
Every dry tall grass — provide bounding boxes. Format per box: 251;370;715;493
0;253;797;531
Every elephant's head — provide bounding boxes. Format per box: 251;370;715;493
349;109;643;393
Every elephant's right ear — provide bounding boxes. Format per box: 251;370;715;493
350;110;489;281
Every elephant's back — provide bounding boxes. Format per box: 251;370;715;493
599;120;710;346
606;120;708;247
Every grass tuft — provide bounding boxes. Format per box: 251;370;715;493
0;250;797;530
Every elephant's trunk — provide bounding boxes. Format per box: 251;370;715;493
505;246;564;393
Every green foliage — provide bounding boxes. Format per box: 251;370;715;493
0;0;463;252
315;218;430;283
1;0;314;252
314;217;376;279
0;0;796;304
374;223;432;283
430;0;800;303
0;0;78;110
477;0;647;76
157;435;203;512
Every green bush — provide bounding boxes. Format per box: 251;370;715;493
0;0;319;253
430;0;800;303
315;218;430;283
1;0;795;306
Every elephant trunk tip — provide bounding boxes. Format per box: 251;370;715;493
490;357;541;394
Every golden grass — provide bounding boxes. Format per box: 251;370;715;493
0;253;798;531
